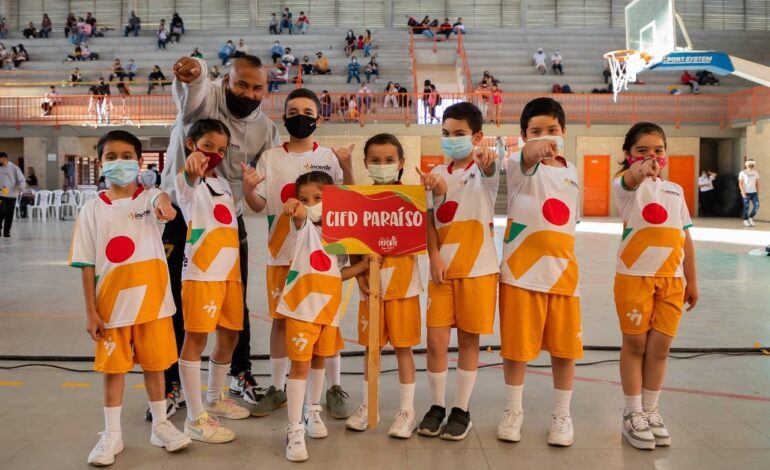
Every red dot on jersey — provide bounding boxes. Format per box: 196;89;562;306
309;250;332;272
542;198;570;226
280;183;296;203
436;200;459;224
105;236;135;263
213;204;232;225
642;203;668;224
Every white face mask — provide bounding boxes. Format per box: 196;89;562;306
527;135;565;157
367;163;400;184
305;202;322;223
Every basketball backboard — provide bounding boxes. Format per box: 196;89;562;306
625;0;676;64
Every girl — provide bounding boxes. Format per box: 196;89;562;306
175;119;259;444
612;122;698;450
345;133;446;438
278;171;372;461
363;29;373;57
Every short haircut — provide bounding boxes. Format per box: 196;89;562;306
295;170;333;195
0;152;7;159
520;97;566;133
187;118;232;147
442;102;483;134
234;54;263;69
364;133;404;161
285;87;321;115
96;130;142;160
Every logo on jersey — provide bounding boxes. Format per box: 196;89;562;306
563;177;578;189
102;338;116;357
661;189;681;197
292;332;308;352
204;300;217;319
128;209;152;220
626;309;642;327
459;172;477;186
303;162;332;172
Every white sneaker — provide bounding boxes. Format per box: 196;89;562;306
184;411;235;444
645;407;671;446
205;392;250;420
497;409;524;442
547;414;574;447
744;220;751;227
622;410;656;450
87;431;124;466
345;404;368;431
388;409;415;439
304;404;328;439
286;423;308;462
150;421;192;452
749;218;756;227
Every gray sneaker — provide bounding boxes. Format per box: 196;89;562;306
249;385;287;417
622;410;656;450
326;385;354;419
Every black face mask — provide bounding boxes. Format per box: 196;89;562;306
284;114;317;139
225;87;261;119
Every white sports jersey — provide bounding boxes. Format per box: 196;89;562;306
176;173;240;282
430;160;500;279
612;174;693;277
501;155;580;297
69;187;175;328
255;143;344;266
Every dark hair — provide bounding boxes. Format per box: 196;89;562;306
96;130;142;161
0;152;8;159
285;87;321;115
618;121;667;171
520;97;566;133
234;54;263;69
295;170;333;195
442;101;483;134
186;118;232;153
364;133;404;161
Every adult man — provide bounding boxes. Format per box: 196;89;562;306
698;169;717;217
738;159;760;227
160;54;280;412
124;11;141;37
533;47;547;75
0;153;25;237
313;52;330;75
41;85;60;116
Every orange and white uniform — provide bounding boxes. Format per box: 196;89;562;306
176;172;243;333
499;154;583;362
69;187;177;374
612;174;692;337
255;143;344;318
427;160;499;335
276;219;346;362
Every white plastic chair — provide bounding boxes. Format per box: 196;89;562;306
78;190;97;211
14;193;22;218
60;190;78;219
51;189;64;218
29;190;51;220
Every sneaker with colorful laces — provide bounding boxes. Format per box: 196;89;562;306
547;414;574;447
249;385;288;417
285;423;308;462
150;420;191;452
205;392;250;420
326;385;354;419
645;407;671;446
388;409;416;439
228;370;264;405
622;410;656;450
87;431;124;466
497;408;524;442
304;404;328;439
184;411;235;444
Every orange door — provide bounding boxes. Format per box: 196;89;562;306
420;155;445;174
667;155;695;216
583;155;610;216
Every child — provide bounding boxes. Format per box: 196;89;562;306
345;133;447;438
70;130;190;466
418;102;499;441
175;119;254;444
278;171;373;461
496;97;582;447
492;84;502;123
612;122;698;449
243;88;355;419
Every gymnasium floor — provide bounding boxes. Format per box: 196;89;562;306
1;214;768;470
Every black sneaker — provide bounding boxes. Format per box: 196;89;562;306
229;370;264;405
144;382;183;422
417;405;446;437
440;407;473;441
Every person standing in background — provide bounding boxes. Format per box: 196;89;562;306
739;159;760;227
0;152;26;237
697;170;717;217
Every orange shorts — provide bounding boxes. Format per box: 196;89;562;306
94;316;178;374
267;265;290;319
427;274;498;335
614;274;684;337
182;280;244;333
356;296;421;348
499;284;583;362
284;317;345;362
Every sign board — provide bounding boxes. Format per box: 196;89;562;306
650;52;735;75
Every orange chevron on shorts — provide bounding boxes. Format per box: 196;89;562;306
269;214;291;258
382;256;415;298
97;259;169;325
191;227;240;279
282;273;342;325
620;227;684;275
438;220;484;277
506;231;578;295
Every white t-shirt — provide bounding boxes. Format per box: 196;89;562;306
551;54;562;64
739;169;759;193
698;175;715;192
533;52;547;66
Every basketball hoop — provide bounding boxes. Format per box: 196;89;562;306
604;50;652;102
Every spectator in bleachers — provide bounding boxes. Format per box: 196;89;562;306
271;40;284;64
439;18;452;39
301;56;313;75
357;82;373;113
40;14;52;38
157;25;169;50
348;94;359;121
680;70;701;94
108;59;126;81
64;13;76;38
12;45;28;68
171;13;184;40
357;35;365;51
480;71;497;88
67;44;83;61
117;81;130;96
396;83;409;108
551;48;564;75
297;11;310;34
126;59;137;81
320;90;332;120
69;67;82;85
453;17;466;35
218;40;236;66
338;94;349;119
365;56;379;83
281;7;293;34
384;82;399;108
268;64;289;92
281;47;297;66
427;83;439;123
96;77;110;95
533;47;547;75
347;56;361;83
85;12;97;36
314;51;331;75
422;79;432;117
603;63;611;84
492;84;502;122
420;16;435;38
345;30;356;57
124;11;141;37
697;70;720;86
0;18;7;39
208;65;221;80
147;65;168;94
191;47;203;59
79;43;97;60
23;22;38;39
73;17;88;44
234;39;248;59
269;13;279;34
363;30;373;57
0;44;10;69
41;85;60;116
88;81;110;125
476;82;491;119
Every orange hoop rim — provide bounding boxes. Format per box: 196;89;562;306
604;49;652;63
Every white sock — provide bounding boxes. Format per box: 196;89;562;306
271;356;289;390
149;400;167;427
642;388;661;411
553;389;572;417
326;354;341;387
179;359;203;421
308;368;325;405
454;368;478;411
399;383;416;413
427;370;447;408
104;406;121;433
624;394;643;413
205;359;230;403
286;379;306;424
505;384;524;412
362;378;368;407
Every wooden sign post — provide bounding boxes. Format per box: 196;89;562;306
322;184;427;429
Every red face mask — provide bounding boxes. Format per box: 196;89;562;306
196;148;223;170
626;154;667;169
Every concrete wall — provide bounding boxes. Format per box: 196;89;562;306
744;118;769;221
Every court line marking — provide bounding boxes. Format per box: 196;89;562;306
0;380;24;387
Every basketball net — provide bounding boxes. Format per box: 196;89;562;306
604;50;650;102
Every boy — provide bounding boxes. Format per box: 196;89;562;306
70;130;190;466
243;88;355;418
418;102;499;440
496;97;582;447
